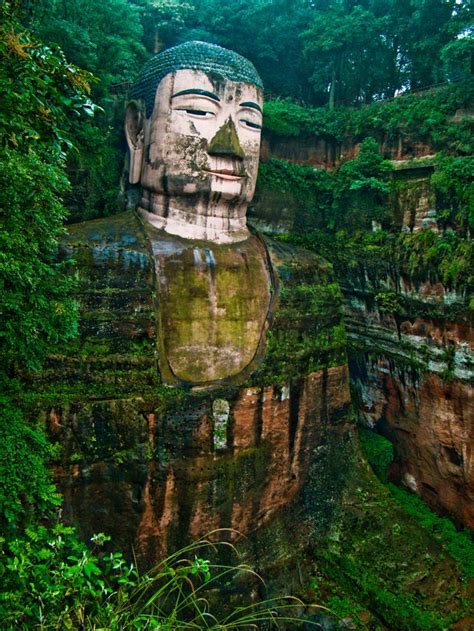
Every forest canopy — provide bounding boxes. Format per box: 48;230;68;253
23;0;473;106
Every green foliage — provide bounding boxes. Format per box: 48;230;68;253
0;25;90;631
375;291;402;315
320;554;445;630
253;159;333;231
0;149;78;371
338;138;391;184
139;0;473;107
358;428;394;483
0;390;60;538
0;525;136;628
65;123;125;222
0;15;96;153
324;595;366;626
432;153;474;231
171;0;315;101
359;429;474;580
263;98;350;140
1;530;320;629
394;229;473;290
264;81;474;155
0;7;93;373
285;226;473;294
332;138;392;230
24;0;147;221
441;31;474;81
255;141;393;233
253;273;347;385
135;0;196;53
30;0;146;94
388;485;474;579
312;448;473;631
303;3;391;108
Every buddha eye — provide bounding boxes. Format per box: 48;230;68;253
179;108;215;118
240;119;262;130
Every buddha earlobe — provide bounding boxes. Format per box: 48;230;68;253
125;101;145;184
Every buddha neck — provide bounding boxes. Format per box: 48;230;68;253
137;190;250;244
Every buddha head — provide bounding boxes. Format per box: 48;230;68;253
125;41;263;243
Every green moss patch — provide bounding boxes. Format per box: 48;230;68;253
310;440;473;629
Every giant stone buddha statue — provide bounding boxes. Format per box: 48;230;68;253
46;42;351;573
125;41;271;385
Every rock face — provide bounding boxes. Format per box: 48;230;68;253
147;224;271;384
260;128;438;170
350;318;473;529
342;166;473;528
49;366;351;566
253;128;474;531
392;164;438;232
32;210;351;568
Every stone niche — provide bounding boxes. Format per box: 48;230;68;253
31;209;353;575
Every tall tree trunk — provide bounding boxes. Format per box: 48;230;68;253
329;63;336;110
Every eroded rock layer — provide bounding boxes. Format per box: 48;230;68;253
252;136;473;531
48;366;351;566
342;169;473;528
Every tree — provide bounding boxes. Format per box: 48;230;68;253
131;0;196;54
28;0;146;94
303;1;403;107
0;0;93;531
302;0;472;106
20;0;148;221
174;0;315;101
332;138;393;230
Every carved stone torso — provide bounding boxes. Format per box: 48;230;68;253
44;209;351;567
145;223;272;384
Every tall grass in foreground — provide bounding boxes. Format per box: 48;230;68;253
85;531;324;630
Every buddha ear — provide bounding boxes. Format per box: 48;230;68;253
125;101;145;184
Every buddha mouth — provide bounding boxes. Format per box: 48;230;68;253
205;169;245;181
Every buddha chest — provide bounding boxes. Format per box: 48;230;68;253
145;225;272;384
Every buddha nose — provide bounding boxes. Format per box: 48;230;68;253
207;117;244;161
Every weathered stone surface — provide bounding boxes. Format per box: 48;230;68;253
354;356;474;528
32;209;352;571
313;444;474;629
393;173;438;232
260;130;438;172
128;60;263;244
46;369;351;568
146;225;272;384
347;272;473;528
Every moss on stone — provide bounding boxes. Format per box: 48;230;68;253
207;117;244;159
156;234;271;384
309;434;474;630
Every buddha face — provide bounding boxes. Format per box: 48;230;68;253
126;69;263;235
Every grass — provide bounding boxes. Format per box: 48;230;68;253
86;531;326;630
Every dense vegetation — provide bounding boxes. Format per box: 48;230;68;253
26;0;474;106
257;140;473;296
9;0;471;220
300;430;474;631
359;428;474;579
264;81;474;154
0;2;91;534
1;0;472;628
